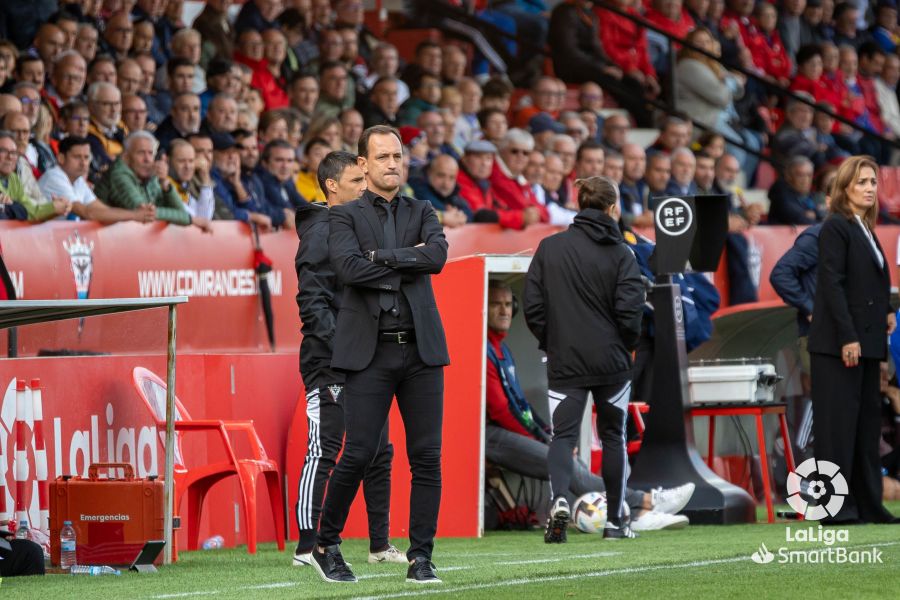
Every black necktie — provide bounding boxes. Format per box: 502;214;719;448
379;201;398;315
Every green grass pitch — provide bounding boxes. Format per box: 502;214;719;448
3;503;898;599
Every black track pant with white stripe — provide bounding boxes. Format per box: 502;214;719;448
547;383;631;526
295;385;393;554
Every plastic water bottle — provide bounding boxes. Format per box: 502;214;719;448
15;519;28;539
70;565;121;576
60;520;77;570
201;535;224;550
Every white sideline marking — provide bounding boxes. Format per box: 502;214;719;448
153;593;218;599
497;551;620;566
350;542;900;600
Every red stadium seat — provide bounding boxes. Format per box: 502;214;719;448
879;166;900;219
131;367;285;556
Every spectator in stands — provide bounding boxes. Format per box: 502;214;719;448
478;107;509;147
752;1;793;85
417;110;459;161
398;70;442;126
225;128;266;219
287;75;319;131
813;103;853;161
603;151;625;184
0;95;20;121
101;12;133;62
484;279;693;532
339;108;364;153
168;138;217;221
857;41;891;154
779;0;808;59
46;51;87;114
258;139;304;228
579;110;601;142
548;0;653;126
87;54;117;87
832;2;871;49
649;117;691;156
360;76;400;129
441;45;466;87
457;139;502;222
122;95;149;133
641;152;672;212
14;83;54;175
767;156;821;225
363;43;410;105
666;147;698;195
694;151;716;193
676;28;761;177
481;76;514;114
409;153;469;228
490;128;549;229
791;44;844;108
454;77;482;148
209;131;273;230
645;0;696;76
574;141;605;179
74;23;99;63
33;23;66;73
560;111;589;147
876;53;900;144
193;0;235;63
401;39;443;84
198;58;236;116
799;0;830;47
294;137;330;204
514;76;564;129
694;131;727;159
258;110;289;145
155;93;201;151
96;131;208;229
131;19;155;58
154;57;197;118
550;133;579;207
528;112;565;152
167;29;206;95
539;152;578;225
315;61;353;119
39;135;150;223
4;110;62;221
714;152;759;224
772;93;823;167
577;82;604;129
871;1;899;53
236;0;284;36
0;131;34;221
57;100;90;142
600;0;660;99
838;43;885;160
237;28;289;110
134;53;165;125
601;114;629;153
202;93;238;136
117;59;144;100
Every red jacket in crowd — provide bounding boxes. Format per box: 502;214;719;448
457;166;497;214
597;7;656;79
643;6;695;46
489;159;550;230
750;30;793;81
858;74;886;134
790;74;844;109
233;52;289;110
486;329;534;439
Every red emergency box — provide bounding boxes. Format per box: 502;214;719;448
49;463;168;566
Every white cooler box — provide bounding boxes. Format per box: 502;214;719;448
688;363;780;404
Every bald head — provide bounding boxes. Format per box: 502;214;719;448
427;154;460;197
0;95;23;121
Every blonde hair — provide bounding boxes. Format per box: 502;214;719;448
829;155;879;229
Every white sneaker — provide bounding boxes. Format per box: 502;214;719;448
631;510;689;531
650;483;695;515
368;545;408;564
293;552;312;566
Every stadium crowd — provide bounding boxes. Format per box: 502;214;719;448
0;0;898;248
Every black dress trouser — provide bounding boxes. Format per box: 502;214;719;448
810;354;894;523
317;340;444;560
295;384;393;554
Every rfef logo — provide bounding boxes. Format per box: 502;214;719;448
654;198;693;236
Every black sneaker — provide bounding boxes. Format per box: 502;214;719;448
544;496;569;543
603;521;638;540
406;557;442;584
311;545;357;583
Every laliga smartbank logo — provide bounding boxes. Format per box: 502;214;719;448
750;458;883;566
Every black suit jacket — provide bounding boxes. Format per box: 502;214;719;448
329;192;450;371
808;213;891;359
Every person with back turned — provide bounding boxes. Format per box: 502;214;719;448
311;125;449;584
293;150;407;568
808;155;898;524
523;176;645;542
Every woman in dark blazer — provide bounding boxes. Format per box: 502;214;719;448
808;155;896;524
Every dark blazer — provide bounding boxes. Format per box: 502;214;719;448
329;192;450;371
770;223;822;337
808;213;891;359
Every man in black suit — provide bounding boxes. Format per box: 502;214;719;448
311;125;449;584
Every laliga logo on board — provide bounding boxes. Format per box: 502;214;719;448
63;231;94;300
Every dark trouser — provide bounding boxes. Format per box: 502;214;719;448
485;425;644;509
318;341;444;561
295;384;393;554
811;354;893;523
0;539;45;576
548;382;630;525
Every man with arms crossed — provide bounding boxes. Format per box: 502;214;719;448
312;126;449;584
293;150;405;567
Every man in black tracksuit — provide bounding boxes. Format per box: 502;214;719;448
293;151;405;566
524;176;645;542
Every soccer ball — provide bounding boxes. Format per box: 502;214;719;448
573;492;607;534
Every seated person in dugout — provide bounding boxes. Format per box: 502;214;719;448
484;279;695;532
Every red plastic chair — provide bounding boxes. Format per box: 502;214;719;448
132;367;285;555
590;402;650;473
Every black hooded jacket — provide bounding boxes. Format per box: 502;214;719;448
295;202;344;389
523;209;645;388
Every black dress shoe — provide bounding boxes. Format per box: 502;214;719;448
311;545;357;583
406;557;441;584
